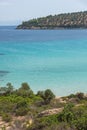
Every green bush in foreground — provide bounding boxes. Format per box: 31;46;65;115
57;104;87;130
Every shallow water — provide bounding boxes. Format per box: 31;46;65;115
0;26;87;96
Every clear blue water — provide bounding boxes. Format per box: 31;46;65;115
0;26;87;96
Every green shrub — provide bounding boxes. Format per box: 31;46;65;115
16;83;34;98
15;100;29;116
76;92;84;100
37;89;55;104
15;107;29;116
2;113;12;122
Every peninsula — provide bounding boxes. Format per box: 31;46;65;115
17;11;87;29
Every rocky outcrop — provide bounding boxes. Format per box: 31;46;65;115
38;107;63;117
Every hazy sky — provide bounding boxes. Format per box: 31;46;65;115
0;0;87;25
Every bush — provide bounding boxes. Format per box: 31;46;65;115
29;115;58;130
15;100;29;116
15;107;29;116
37;89;55;104
57;103;74;122
16;82;34;98
2;113;12;122
76;92;84;100
74;117;87;130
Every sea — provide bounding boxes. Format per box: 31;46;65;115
0;26;87;96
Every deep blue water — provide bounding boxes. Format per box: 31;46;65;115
0;26;87;96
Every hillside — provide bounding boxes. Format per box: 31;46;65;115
0;82;87;130
17;11;87;29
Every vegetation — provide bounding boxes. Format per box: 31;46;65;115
37;89;55;104
17;11;87;29
0;83;87;130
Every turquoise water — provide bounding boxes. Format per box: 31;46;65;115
0;26;87;96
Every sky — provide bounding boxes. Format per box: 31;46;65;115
0;0;87;25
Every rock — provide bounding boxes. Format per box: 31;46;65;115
38;107;63;117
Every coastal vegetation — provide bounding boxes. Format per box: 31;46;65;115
17;11;87;29
0;83;87;130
